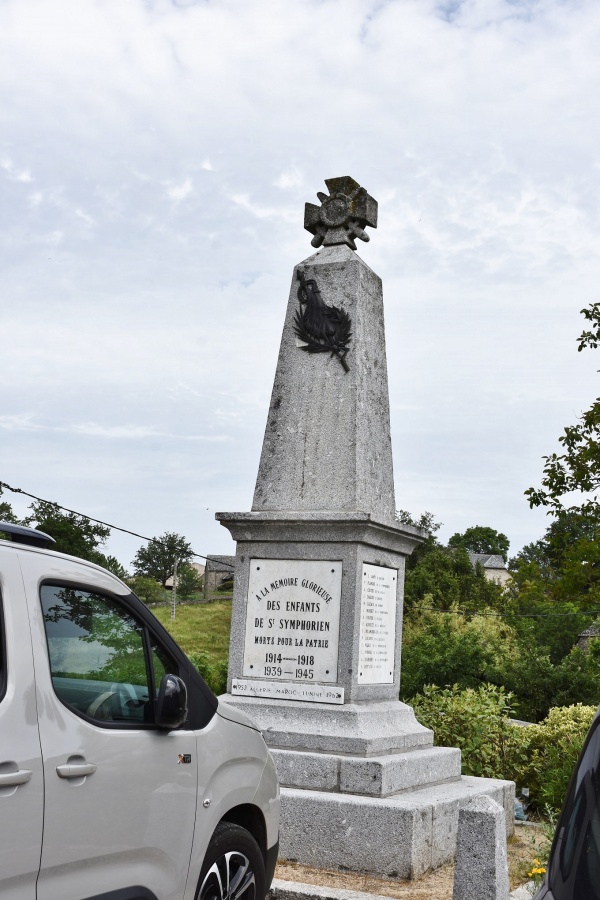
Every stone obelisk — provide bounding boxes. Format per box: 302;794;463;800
216;178;513;879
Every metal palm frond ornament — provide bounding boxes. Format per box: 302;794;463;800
293;271;352;372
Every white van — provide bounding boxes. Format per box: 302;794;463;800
0;523;279;900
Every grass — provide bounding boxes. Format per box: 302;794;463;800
152;598;232;665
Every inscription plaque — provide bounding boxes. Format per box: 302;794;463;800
357;563;397;684
243;558;342;684
232;679;344;705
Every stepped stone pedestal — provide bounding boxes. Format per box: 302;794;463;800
220;689;513;877
217;177;513;878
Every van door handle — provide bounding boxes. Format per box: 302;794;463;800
0;768;32;786
56;763;97;779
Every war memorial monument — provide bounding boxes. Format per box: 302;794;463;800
217;177;514;878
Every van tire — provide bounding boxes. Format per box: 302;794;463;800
197;822;266;900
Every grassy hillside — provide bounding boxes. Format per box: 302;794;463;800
153;600;232;665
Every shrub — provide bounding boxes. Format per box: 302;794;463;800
550;643;600;710
411;683;529;780
188;651;228;695
401;607;600;721
500;640;600;722
515;704;596;813
400;607;519;701
176;563;203;600
126;575;164;605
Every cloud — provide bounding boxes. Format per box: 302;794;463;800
230;193;296;222
275;167;304;190
1;0;600;563
1;155;33;183
70;423;165;439
71;421;229;441
0;414;42;432
167;178;193;200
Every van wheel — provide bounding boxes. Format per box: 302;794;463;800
197;822;266;900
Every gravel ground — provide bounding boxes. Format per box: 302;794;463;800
273;824;549;900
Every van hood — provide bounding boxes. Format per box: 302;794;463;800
216;699;262;732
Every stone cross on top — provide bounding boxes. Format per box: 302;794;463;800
304;176;378;251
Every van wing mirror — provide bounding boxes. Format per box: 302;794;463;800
155;674;188;730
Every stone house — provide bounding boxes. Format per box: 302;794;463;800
165;561;205;590
577;621;600;652
203;555;235;598
468;552;511;587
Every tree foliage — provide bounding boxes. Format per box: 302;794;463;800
100;556;129;581
448;525;510;562
26;500;110;563
0;488;20;527
0;490;129;575
402;604;600;721
411;683;527;781
517;704;597;813
395;509;442;534
188;651;228;695
404;543;505;612
399;507;600;720
526;303;600;516
509;509;600;643
127;575;164;605
401;608;518;700
132;532;194;588
176;563;204;600
399;513;506;613
410;686;595;813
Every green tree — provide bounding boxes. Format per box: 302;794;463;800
401;607;519;700
98;555;129;581
404;543;505;612
26;501;110;563
132;532;194;589
176;563;203;600
0;487;20;527
396;509;442;534
448;526;510;562
526;302;600;517
507;509;600;660
127;575;164;605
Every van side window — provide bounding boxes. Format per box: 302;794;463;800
151;639;179;697
41;585;171;726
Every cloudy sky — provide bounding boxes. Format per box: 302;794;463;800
2;0;600;569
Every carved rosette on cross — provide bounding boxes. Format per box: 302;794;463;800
304;175;378;251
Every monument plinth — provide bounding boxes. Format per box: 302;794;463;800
217;177;513;879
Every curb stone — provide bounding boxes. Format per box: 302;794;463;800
268;878;535;900
269;880;394;900
509;885;536;899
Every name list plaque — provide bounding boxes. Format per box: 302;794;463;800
240;559;342;691
357;563;397;685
